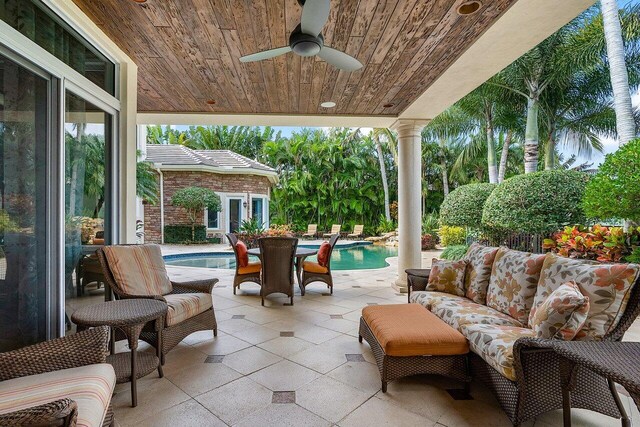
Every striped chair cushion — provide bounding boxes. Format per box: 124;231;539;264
0;363;116;427
165;293;213;326
102;244;172;296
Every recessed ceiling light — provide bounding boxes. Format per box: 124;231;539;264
457;1;482;15
383;103;395;108
206;99;216;105
320;101;336;108
132;0;147;3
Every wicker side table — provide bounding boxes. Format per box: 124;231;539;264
71;299;167;407
552;341;639;427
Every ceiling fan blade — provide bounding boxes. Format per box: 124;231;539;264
240;46;291;63
318;47;363;71
301;0;330;36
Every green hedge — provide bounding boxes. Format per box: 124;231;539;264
439;183;496;228
164;225;207;243
482;170;588;234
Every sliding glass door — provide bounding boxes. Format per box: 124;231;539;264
0;51;52;351
64;91;112;318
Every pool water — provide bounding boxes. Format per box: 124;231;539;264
164;244;398;271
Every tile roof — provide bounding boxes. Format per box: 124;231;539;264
144;144;276;174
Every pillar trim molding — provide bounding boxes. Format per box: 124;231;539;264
391;119;430;133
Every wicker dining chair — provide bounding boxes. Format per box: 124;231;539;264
226;233;262;294
97;244;218;365
259;237;298;306
301;234;339;295
323;224;341;238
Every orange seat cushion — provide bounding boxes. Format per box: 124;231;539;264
238;261;261;275
362;303;469;357
317;242;331;266
236;241;249;267
303;261;328;274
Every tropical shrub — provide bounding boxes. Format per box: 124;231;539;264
171;187;221;240
583;138;640;222
422;213;439;234
377;215;396;234
239;217;265;234
482;170;589;234
439;183;496;228
439;225;466;247
421;234;437;250
441;245;469;261
164;225;207;244
543;225;640;263
264;224;294;237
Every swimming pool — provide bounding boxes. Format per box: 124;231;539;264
164;243;398;270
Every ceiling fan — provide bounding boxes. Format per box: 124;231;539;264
239;0;363;71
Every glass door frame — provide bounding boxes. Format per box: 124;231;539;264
0;15;121;338
227;197;245;234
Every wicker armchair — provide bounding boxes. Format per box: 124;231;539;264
301;234;339;295
259;237;297;306
0;326;114;426
226;233;262;294
407;268;640;426
97;245;218;365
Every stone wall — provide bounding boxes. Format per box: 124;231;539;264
143;170;272;243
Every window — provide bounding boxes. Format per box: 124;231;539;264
251;197;266;228
0;0;116;95
206;208;220;230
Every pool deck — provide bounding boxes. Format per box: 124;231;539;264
160;239;379;256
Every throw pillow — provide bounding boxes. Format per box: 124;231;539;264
464;243;499;304
102;244;172;296
530;252;640;340
426;258;467;297
530;281;590;340
317;241;331;266
236;241;249;267
486;247;546;325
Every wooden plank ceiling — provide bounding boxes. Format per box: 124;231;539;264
72;0;517;116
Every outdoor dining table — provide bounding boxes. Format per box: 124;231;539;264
247;246;317;285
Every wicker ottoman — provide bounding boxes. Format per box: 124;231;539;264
359;303;470;392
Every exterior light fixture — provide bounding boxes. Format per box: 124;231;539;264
320;101;336;108
383;103;395;108
206;99;216;105
457;1;482;15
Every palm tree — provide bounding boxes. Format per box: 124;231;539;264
601;0;637;144
372;131;391;221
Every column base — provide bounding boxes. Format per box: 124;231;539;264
392;278;408;294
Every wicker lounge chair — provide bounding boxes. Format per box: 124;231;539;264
97;244;218;365
323;224;341;238
0;326;115;427
407;263;640;426
347;224;364;239
302;224;318;239
301;234;339;295
227;233;262;294
259;237;297;306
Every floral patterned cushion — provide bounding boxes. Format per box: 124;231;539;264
426;259;468;297
464;243;499;304
530;253;640;340
529;281;589;340
409;291;466;310
486;248;546;325
462;324;536;381
431;298;523;332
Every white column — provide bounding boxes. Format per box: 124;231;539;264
119;61;139;243
393;120;428;292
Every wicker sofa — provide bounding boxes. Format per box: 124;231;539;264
0;326;115;426
407;244;640;427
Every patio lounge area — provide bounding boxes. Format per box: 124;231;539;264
96;258;640;427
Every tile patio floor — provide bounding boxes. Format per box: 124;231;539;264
96;247;640;427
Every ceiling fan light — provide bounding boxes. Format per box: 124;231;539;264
293;41;321;57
